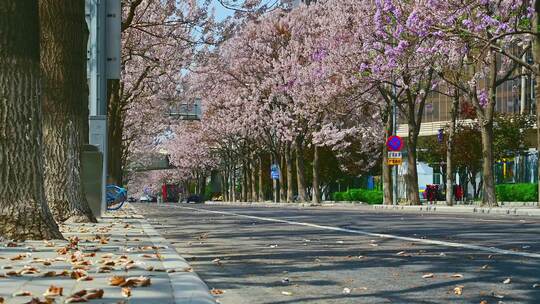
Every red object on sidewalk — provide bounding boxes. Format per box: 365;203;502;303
162;184;167;202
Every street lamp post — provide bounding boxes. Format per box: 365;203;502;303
86;0;121;215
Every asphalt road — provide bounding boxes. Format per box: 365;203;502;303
134;203;540;304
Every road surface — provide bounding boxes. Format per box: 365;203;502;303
134;203;540;304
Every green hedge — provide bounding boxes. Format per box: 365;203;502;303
496;183;537;202
332;188;383;204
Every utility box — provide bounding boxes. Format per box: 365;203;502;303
81;144;103;218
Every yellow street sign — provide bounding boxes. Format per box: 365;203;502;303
387;158;402;166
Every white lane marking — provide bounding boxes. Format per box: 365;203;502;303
176;206;540;259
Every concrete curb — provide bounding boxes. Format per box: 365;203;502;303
138;218;216;304
205;201;540;217
373;204;540;217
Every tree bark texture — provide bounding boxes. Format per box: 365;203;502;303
312;146;321;204
285;144;294;202
279;153;286;202
0;0;63;240
40;0;97;223
250;158;258;202
446;93;459;206
295;139;307;202
258;156;265;202
480;124;497;206
534;3;540;207
382;111;393;205
406;112;421;205
246;161;252;202
107;80;123;186
241;163;247;202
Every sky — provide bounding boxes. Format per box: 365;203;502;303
211;0;236;21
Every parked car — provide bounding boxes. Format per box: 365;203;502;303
140;195;157;203
186;195;202;204
127;196;137;202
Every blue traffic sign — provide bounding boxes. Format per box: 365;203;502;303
271;164;280;180
386;135;403;152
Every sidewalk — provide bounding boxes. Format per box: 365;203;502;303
205;201;540;217
0;204;215;304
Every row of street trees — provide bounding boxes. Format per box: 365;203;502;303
1;0;94;239
153;0;540;207
0;0;207;240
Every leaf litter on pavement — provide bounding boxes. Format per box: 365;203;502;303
0;209;170;303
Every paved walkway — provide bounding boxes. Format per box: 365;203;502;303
0;205;215;304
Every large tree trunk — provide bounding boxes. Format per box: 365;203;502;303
258;156;265;202
241;163;247;202
285;144;294;202
221;173;228;202
279;153;286;202
446;93;460;206
107;80;123;186
405;135;421;205
0;0;63;240
312;146;321;204
40;0;97;223
246;161;252;202
250;158;258;202
199;175;206;200
295;139;307;202
534;3;540;207
480;123;497;206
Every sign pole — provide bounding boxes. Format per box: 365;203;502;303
392;91;398;206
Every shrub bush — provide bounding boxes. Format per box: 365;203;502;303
496;183;537;202
332;188;383;204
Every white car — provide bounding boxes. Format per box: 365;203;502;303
139;195;156;202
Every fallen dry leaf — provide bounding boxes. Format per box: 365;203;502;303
453;285;464;295
84;289;104;300
77;275;93;282
211;289;225;295
122;276;151;287
11;254;27;261
43;285;63;297
65;296;87;303
70;269;88;280
98;266;114;273
13;291;32;297
422;273;434;279
121;287;131;298
109;276;126;286
41;271;56;278
23;298;52;304
20;267;40;275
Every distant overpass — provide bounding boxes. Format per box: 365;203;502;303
126;152;174;172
